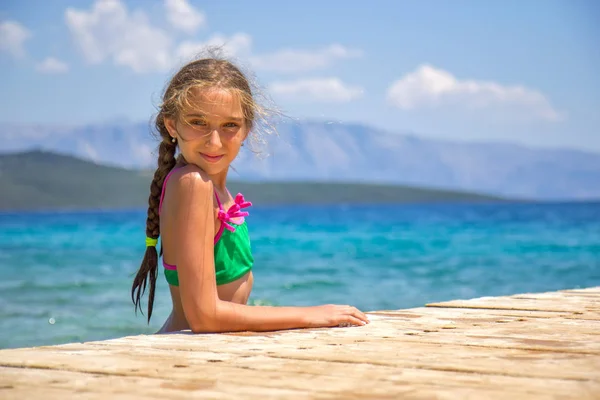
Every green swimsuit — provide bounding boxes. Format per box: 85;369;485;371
158;168;254;286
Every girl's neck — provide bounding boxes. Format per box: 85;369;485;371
209;172;228;192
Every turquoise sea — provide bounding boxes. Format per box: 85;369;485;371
1;202;599;349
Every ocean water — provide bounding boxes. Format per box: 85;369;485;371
1;202;599;349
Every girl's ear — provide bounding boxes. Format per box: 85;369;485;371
164;117;177;139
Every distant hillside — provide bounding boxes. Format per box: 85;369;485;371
0;150;505;210
0;150;151;210
2;120;600;200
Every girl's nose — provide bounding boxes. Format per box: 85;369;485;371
206;129;222;147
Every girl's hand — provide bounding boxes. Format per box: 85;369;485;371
304;304;370;328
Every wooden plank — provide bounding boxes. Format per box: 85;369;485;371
370;307;597;321
366;309;600;332
371;308;568;318
1;353;598;399
0;387;128;400
2;338;599;382
0;366;314;400
425;299;599;312
77;318;600;355
543;291;600;296
1;287;599;399
426;289;600;311
0;371;574;400
12;310;593;362
563;288;600;293
426;296;600;313
512;293;600;300
370;307;600;322
561;288;600;296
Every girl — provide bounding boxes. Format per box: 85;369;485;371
131;56;370;333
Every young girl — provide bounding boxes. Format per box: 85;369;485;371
131;56;370;333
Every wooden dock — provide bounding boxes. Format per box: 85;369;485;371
1;287;599;399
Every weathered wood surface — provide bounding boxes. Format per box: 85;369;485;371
1;287;599;399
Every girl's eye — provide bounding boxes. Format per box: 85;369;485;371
224;122;238;128
191;120;207;126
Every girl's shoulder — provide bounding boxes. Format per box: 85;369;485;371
160;164;214;214
168;163;211;186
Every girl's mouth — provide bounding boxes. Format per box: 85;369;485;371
200;153;224;163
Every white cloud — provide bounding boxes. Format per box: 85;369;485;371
176;40;364;75
387;64;563;122
165;0;206;34
175;33;252;63
65;0;172;73
0;20;32;58
270;78;363;102
63;0;361;78
36;57;69;73
250;44;363;73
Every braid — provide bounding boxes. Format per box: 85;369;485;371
131;126;177;323
147;141;178;238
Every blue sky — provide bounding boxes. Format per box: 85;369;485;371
1;0;598;151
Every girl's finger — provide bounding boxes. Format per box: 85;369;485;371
351;309;370;324
338;315;366;327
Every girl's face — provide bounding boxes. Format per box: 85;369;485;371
165;87;249;176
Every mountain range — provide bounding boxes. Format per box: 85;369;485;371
2;120;599;200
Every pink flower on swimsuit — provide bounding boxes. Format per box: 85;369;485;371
214;193;252;244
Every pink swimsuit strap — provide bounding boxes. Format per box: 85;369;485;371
158;167;181;216
158;167;253;245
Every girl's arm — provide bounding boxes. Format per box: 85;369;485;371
171;168;368;333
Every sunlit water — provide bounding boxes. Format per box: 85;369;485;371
1;202;598;349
